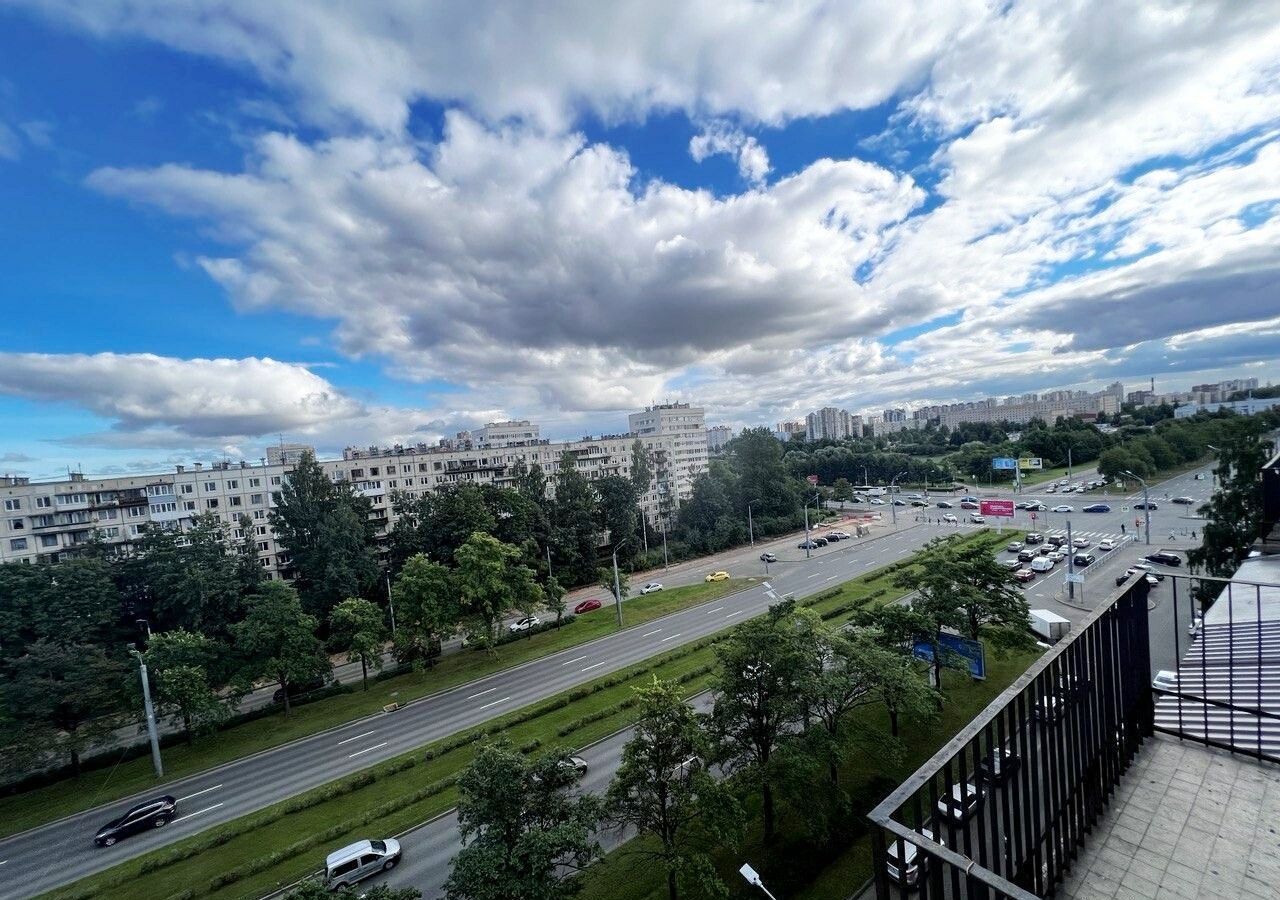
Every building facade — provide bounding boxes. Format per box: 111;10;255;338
705;424;734;453
805;406;857;441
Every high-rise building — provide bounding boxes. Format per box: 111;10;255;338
805;406;855;441
705;424;734;453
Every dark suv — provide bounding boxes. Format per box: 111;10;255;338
1145;552;1182;567
94;796;178;846
1073;553;1096;568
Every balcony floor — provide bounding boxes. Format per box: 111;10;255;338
1058;733;1280;900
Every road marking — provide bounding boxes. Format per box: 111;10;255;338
558;656;588;667
705;606;724;615
336;730;377;746
642;629;662;637
176;802;224;822
807;573;820;579
580;661;608;671
176;783;223;802
477;696;511;711
724;610;745;619
347;741;389;759
824;576;837;583
659;632;683;642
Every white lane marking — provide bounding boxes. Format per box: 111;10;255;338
176;802;224;822
807;573;820;579
659;633;683;642
467;687;498;699
347;741;389;759
705;606;724;615
176;783;223;802
336;730;377;746
558;656;588;667
0;860;8;866
477;696;511;711
642;629;662;637
580;661;608;671
724;610;745;619
824;576;837;583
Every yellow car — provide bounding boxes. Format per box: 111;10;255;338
704;571;730;582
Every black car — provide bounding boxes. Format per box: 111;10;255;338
1047;535;1066;548
910;499;928;507
759;552;777;563
1082;503;1111;513
1025;502;1047;512
978;746;1021;784
1073;553;1096;567
936;501;953;509
1145;552;1182;567
1024;533;1044;545
1133;501;1158;510
812;536;828;546
1171;496;1196;505
94;796;178;847
798;540;819;550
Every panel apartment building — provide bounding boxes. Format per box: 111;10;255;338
912;382;1123;428
0;403;706;576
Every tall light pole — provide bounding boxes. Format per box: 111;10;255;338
660;520;669;570
747;499;761;546
862;465;869;488
385;571;397;635
739;863;780;900
611;537;630;627
889;470;906;525
129;647;164;778
1206;444;1221;491
1123;470;1151;545
802;490;820;559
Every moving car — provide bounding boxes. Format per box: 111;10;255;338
941;513;957;523
1083;503;1111;513
1026;502;1047;511
573;598;602;615
1072;537;1090;549
936;500;954;509
560;755;589;777
509;615;542;632
639;581;664;594
1130;562;1165;581
911;499;929;507
1018;549;1037;562
704;571;730;582
1047;535;1066;548
1145;552;1183;567
1172;496;1196;505
1007;541;1024;552
892;499;907;506
1048;550;1066;563
94;796;178;847
325;839;401;890
1024;532;1044;544
1072;553;1096;567
1133;501;1159;510
959;500;979;510
759;552;777;563
869;498;885;505
1098;539;1116;552
1030;556;1054;573
970;514;986;524
1015;501;1030;509
1052;505;1074;513
959;496;980;503
1014;568;1035;583
1000;559;1022;571
1152;670;1179;692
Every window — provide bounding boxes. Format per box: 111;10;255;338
3;499;21;511
9;538;27;551
370;467;380;476
227;479;238;489
351;468;365;478
233;528;245;539
229;496;242;507
10;519;23;530
253;509;265;520
271;476;281;486
131;524;145;536
128;505;145;518
181;484;194;494
205;482;217;492
256;541;269;552
40;534;58;547
250;493;263;505
249;477;261;488
256;525;268;536
183;500;196;511
206;499;219;509
35;496;51;508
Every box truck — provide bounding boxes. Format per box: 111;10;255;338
1029;609;1070;643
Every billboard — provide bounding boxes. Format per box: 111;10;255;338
992;457;1017;470
1018;457;1044;470
980;499;1015;518
807;474;819;485
914;632;987;679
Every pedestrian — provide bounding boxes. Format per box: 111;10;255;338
1192;530;1197;539
1121;523;1126;534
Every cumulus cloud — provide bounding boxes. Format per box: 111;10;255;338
689;122;770;185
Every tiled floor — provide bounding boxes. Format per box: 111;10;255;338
1058;733;1280;899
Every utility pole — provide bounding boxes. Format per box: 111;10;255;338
130;648;164;778
660;521;669;570
747;499;760;546
1067;446;1073;482
385;571;397;634
1066;519;1076;601
1124;470;1152;545
612;537;630;627
889;470;906;526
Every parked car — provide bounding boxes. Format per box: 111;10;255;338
829;531;851;540
94;796;178;847
560;755;589;777
509;615;542;632
941;513;957;523
1000;559;1022;571
1145;552;1183;567
936;500;954;509
978;746;1021;784
970;514;986;524
892;499;907;506
959;496;980;503
325;839;401;890
759;552;777;563
704;571;730;582
1014;569;1035;583
639;581;664;594
1133;501;1159;510
1098;539;1116;552
1152;670;1179;692
885;826;943;887
1073;553;1096;568
1052;505;1074;513
1171;496;1196;505
1130;562;1165;581
824;532;842;542
812;536;828;546
798;540;819;550
935;781;985;823
573;598;602;615
1007;541;1024;552
1083;503;1111;513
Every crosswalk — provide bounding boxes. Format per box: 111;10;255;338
924;519;1134;548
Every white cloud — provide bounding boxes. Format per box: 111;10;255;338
689;122;770;185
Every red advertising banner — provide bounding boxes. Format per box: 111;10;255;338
980;499;1015;518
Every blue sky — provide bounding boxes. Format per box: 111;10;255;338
1;2;1278;479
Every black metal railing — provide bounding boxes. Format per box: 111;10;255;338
869;577;1154;899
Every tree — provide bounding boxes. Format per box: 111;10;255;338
544;576;567;627
455;532;543;641
550;453;601;587
391;554;457;668
135;513;246;636
598;565;630;608
445;741;602;900
144;629;233;744
709;601;809;841
4;641;127;775
595;475;641;565
832;477;854;502
1190;419;1274;585
232;581;328;717
329;597;386;690
606;678;741;900
630;439;654;495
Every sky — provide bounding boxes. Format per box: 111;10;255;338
1;1;1279;480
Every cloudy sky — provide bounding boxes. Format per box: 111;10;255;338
1;1;1279;478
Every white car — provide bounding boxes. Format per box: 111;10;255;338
970;514;985;524
1072;537;1090;549
942;513;957;523
1007;541;1024;552
1053;505;1074;513
639;582;664;595
1030;556;1054;572
1152;670;1179;692
508;616;541;632
1098;539;1116;552
869;498;886;505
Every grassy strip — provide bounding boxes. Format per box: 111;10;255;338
574;642;1043;900
1;577;759;839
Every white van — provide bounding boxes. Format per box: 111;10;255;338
325;838;401;889
1029;556;1054;573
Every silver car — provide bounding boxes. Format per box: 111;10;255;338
325;838;401;889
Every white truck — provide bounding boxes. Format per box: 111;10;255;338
1029;609;1071;643
866;487;886;496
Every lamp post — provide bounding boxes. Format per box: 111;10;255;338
889;470;906;525
739;863;780;900
660;520;669;570
1206;444;1220;491
129;647;164;778
802;490;820;560
385;571;397;635
1122;470;1151;545
611;537;630;627
747;499;761;546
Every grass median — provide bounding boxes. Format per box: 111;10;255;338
40;532;1013;900
1;577;760;839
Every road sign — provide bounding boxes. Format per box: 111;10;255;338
807;474;818;485
992;457;1017;470
1065;573;1084;584
1030;512;1037;520
914;633;987;679
980;499;1015;518
1018;457;1043;470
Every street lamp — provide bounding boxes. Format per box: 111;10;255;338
739;863;780;900
747;499;761;546
611;537;630;627
889;470;906;525
1206;444;1221;491
802;490;821;560
129;646;164;778
1122;470;1151;545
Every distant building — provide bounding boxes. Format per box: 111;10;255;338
266;443;314;466
706;424;734;453
474;420;540;447
1174;397;1280;419
805;406;857;441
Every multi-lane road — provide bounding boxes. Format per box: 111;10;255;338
5;463;1215;899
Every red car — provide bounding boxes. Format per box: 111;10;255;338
1014;569;1036;583
574;598;602;615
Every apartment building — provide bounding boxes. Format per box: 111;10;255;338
705;424;734;453
913;384;1121;428
0;404;708;574
806;406;858;441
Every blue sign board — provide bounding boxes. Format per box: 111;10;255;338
913;633;987;679
992;457;1017;470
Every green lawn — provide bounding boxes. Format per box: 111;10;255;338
2;577;759;839
42;532;1011;900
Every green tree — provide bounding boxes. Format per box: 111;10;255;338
136;513;249;637
831;477;854;501
598;565;630;609
445;741;602;900
630;439;654;495
144;628;233;744
329;597;386;690
391;554;458;668
1190;419;1274;584
543;576;567;627
455;532;543;641
232;581;328;717
550;453;601;586
595;474;641;565
606;678;741;900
